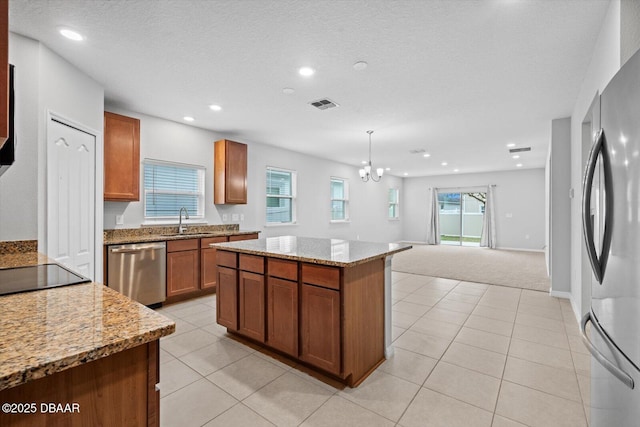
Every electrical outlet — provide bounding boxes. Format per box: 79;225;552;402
232;214;239;221
222;214;228;222
115;214;124;225
506;213;513;218
240;214;244;221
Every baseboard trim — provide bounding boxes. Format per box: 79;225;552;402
400;240;428;245
496;246;545;253
549;290;571;300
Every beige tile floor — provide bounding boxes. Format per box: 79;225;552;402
155;271;590;427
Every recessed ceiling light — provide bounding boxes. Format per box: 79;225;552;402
507;143;516;148
59;28;84;41
353;61;368;71
298;67;315;77
385;167;391;171
512;155;520;159
209;104;222;111
403;172;409;176
423;153;431;158
516;163;523;167
441;162;448;166
454;169;459;172
183;116;194;122
282;87;295;95
361;160;368;165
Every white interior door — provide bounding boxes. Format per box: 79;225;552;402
47;118;96;279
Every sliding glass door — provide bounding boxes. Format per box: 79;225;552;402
437;192;485;246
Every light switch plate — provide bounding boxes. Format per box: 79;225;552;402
222;214;228;221
115;214;124;225
232;213;239;221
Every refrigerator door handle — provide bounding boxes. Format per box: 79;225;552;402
580;311;634;389
581;129;613;284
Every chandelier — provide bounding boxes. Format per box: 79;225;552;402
359;130;384;182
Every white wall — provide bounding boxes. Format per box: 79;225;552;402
569;0;621;319
0;34;39;240
104;108;404;244
402;169;545;251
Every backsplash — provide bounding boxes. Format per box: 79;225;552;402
0;240;37;254
103;224;240;242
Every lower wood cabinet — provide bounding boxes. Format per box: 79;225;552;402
216;266;238;330
300;283;341;375
167;239;199;297
238;271;265;341
201;236;227;289
267;277;298;356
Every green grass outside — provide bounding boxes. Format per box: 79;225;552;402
440;235;481;243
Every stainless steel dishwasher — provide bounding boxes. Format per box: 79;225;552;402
107;242;166;306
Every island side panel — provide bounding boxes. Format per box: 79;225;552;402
0;342;156;426
342;258;385;387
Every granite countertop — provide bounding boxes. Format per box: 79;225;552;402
0;282;175;391
212;235;412;267
104;225;260;245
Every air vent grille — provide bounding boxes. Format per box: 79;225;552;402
309;98;339;110
509;147;531;153
409;149;426;154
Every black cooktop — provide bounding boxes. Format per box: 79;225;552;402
0;264;91;296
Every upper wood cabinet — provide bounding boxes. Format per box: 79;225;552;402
0;0;8;149
104;112;140;201
214;139;247;204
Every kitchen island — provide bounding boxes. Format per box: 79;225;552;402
213;236;411;387
0;250;175;426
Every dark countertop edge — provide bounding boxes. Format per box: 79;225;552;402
212;244;412;267
0;322;175;392
104;230;261;245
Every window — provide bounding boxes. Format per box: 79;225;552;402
143;159;205;219
330;177;349;221
388;188;399;219
266;167;296;224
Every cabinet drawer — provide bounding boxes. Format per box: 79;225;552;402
229;233;259;242
217;250;237;268
268;258;298;281
239;254;264;274
301;264;340;290
201;236;227;248
167;238;199;252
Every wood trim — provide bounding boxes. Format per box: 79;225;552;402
200;236;227;248
147;340;160;427
228;233;259;241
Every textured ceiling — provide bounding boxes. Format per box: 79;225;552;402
9;0;610;177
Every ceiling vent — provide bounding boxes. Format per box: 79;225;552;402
309;98;339;110
409;149;426;154
509;147;531;153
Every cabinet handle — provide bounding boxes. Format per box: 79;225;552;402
110;244;166;254
580;311;634;389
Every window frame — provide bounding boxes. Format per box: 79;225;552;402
388;187;400;220
330;177;350;223
266;166;297;226
142;159;206;221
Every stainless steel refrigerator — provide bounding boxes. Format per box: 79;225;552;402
581;47;640;427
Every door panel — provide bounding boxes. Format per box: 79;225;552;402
47;119;96;279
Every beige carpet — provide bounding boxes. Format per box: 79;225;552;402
392;244;550;292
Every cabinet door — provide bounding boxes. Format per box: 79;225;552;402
214;139;247;204
201;237;227;289
300;284;341;375
216;266;238;330
238;271;265;342
267;277;298;357
104;112;140;201
166;250;199;297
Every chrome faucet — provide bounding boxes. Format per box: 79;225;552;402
178;207;189;234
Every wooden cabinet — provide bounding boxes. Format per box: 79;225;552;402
267;258;298;356
201;236;227;289
239;271;265;341
166;239;199;297
0;0;8;149
217;266;238;330
300;265;341;375
104;112;140;201
0;341;160;427
229;233;259;241
214;139;247;204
